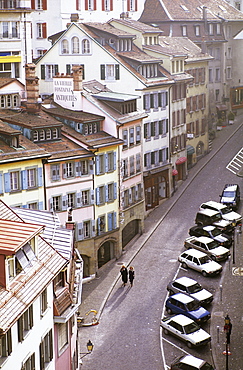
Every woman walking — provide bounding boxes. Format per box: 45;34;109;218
120;265;128;287
129;266;135;287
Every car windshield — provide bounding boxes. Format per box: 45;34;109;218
201;363;214;370
188;283;202;294
211;228;221;237
199;256;210;264
207;241;219;250
211;213;222;222
184;321;200;334
221;207;232;215
186;301;200;311
223;190;235;198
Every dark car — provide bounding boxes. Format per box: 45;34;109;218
195;209;233;234
220;184;240;210
189;225;232;248
165;293;211;324
170;354;215;370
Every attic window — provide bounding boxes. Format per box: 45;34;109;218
11;136;19;148
16;243;36;270
109;38;115;45
180;4;189;11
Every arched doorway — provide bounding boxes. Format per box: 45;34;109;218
81;255;90;278
98;241;115;268
122;219;140;248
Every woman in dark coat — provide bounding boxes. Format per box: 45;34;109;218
129;266;135;287
120;265;128;287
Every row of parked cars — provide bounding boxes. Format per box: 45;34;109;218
161;187;241;370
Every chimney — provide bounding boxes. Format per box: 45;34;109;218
71;13;79;22
24;63;41;113
72;65;83;92
203;6;207;24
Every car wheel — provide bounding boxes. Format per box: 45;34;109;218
211;255;216;261
164;328;169;335
182;262;188;269
169;290;174;296
187;341;193;348
202;271;208;277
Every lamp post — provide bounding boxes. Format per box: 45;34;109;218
79;340;94;365
232;220;236;264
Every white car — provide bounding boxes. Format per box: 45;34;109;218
170;354;215;369
178;249;222;277
160;314;211;348
184;235;230;262
200;200;242;224
167;276;213;306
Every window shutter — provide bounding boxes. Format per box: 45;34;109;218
4;173;10;193
42;0;47;10
31;0;35;9
114;183;117;199
39;341;44;370
115;64;120;80
144;154;147;167
62;195;68;211
0;173;3;194
95;156;100;175
62;163;67;178
76;0;80;10
41;65;45;80
81;64;85;79
85;0;88;10
18;318;23;342
54;65;59;76
42;23;47;38
108;213;112;231
110;0;113;10
21;170;27;190
166;91;168;106
94;0;97;10
66;64;71;74
102;0;105;10
29;305;33;328
166;119;168;133
90;189;94;204
127;0;130;11
113;212;117;228
92;220;96;236
76;192;82;207
113;152;116;170
77;222;84;240
100;65;105;80
105;153;108;173
38;167;43;186
96;187;100;205
105;184;108;202
75;162;81;177
38;201;43;210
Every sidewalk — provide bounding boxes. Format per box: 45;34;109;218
78;117;243;369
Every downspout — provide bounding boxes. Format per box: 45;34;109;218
42;159;47;210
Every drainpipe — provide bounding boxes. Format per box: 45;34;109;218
42;159;47;210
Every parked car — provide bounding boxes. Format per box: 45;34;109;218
195;209;233;234
184;236;230;262
165;293;211;323
170;354;215;370
160;314;211;348
219;184;240;210
178;249;222;277
167;276;213;306
189;225;232;248
199;200;242;224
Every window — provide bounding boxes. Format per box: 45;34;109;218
67;193;75;208
216;23;221;35
18;305;33;342
107;152;116;172
227;47;232;59
83;221;91;238
63;162;74;178
0;330;12;359
107;183;114;201
27;168;37;189
215;48;221;60
209;23;214;35
136;153;141;173
215;89;220;102
96;185;105;204
122;129;128;149
53;271;65;293
129;156;135;176
226;66;232;79
108;212;116;231
41;64;58;80
61;39;69;54
182;25;187;36
100;64;119;80
0;62;11;78
82;39;90;54
51;164;60;181
52;196;61;211
98;215;105;234
11;21;18;38
215;68;220;82
103;0;112;10
39;330;53;370
22;353;35;370
58;323;68;352
28;202;38;210
80;160;89;175
195;25;200;36
96;154;105;174
10;171;20;191
82;190;90;205
209;68;213;83
122;158;128;179
129;127;134;146
135;126;141;144
41;289;48;315
37;23;47;39
144;122;151;140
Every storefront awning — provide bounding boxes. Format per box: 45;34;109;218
172;169;178;176
216;104;227;111
186;145;195;155
176;156;187;165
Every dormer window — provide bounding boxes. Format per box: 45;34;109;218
195;25;200;36
6;243;37;281
61;39;69;54
138;63;158;78
209;23;214;35
182;25;187;36
11;136;19;148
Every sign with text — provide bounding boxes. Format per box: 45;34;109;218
53;77;82;110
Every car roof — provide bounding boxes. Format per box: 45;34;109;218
169;314;194;325
201;201;226;210
195;236;215;243
182;248;207;258
180;355;204;367
171;293;194;303
197;209;220;216
174;276;197;287
223;184;238;191
203;225;216;231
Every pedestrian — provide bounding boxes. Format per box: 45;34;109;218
120;265;128;287
129;266;135;287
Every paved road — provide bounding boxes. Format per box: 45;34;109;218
79;121;243;369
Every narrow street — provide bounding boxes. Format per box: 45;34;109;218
79;122;243;370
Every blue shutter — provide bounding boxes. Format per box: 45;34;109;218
38;167;43;187
113;212;117;229
76;162;81;177
113;152;116;170
76;192;82;207
92;220;96;237
38;201;44;210
105;153;108;173
0;173;3;194
114;183;117;200
62;163;67;178
95;156;100;175
90;189;94;204
21;170;27;190
89;159;94;174
108;213;112;231
97;217;101;234
49;198;53;211
105;185;108;202
96;188;100;205
62;195;68;210
77;222;84;241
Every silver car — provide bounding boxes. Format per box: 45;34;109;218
178;249;222;277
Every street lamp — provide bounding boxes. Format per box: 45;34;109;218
232;219;236;264
80;340;94;360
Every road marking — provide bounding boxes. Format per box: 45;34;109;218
226;147;243;174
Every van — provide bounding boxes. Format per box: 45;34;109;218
195;209;233;234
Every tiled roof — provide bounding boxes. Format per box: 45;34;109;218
84;22;135;38
13;208;73;260
108;18;164;34
0;77;24;89
0;109;63;129
42;103;105;123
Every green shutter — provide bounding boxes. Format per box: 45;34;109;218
41;65;45;80
81;64;85;79
115;64;120;80
54;65;59;75
100;65;105;80
66;64;71;74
